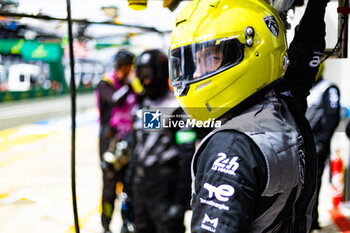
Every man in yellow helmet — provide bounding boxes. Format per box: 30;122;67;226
169;0;329;232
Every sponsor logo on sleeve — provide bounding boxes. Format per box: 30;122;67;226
200;182;234;211
309;51;324;68
204;183;235;202
199;198;230;211
211;152;239;175
201;214;218;232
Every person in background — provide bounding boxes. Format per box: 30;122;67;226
346;121;350;139
124;49;197;233
168;0;329;232
305;62;340;230
95;49;138;233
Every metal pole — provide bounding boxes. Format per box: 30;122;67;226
338;0;349;58
66;0;80;232
342;0;348;58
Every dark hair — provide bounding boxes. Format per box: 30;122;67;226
115;50;135;69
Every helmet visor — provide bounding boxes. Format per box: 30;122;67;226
169;37;244;90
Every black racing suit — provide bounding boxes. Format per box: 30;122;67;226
305;79;340;227
190;0;329;232
126;92;197;233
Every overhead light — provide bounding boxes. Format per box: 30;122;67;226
128;0;148;11
101;6;119;18
163;0;182;11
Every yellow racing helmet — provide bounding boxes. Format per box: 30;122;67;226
169;0;289;121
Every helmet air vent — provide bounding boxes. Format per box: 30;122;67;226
195;80;212;91
206;103;212;112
